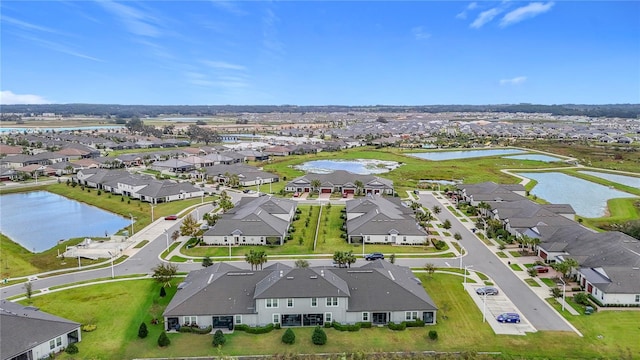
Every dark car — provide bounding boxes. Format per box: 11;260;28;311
534;265;550;273
364;252;384;261
164;215;178;220
496;313;521;323
475;286;499;296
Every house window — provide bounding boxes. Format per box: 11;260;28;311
403;236;407;242
311;298;317;307
636;295;640;303
385;236;388;242
287;298;294;307
56;337;62;347
235;315;242;324
183;316;197;325
266;298;279;308
273;314;280;324
362;312;369;322
367;236;370;241
326;297;338;307
50;340;56;350
405;311;418;321
224;236;227;242
324;312;332;323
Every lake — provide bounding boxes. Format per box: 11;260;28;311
503;154;563;162
516;172;638;218
410;149;525;161
579;171;640;188
295;159;400;174
0;191;130;252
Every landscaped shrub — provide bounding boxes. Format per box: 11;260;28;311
157;331;170;347
138;322;148;338
178;325;212;334
159;287;166;297
331;321;361;332
358;321;372;328
574;292;590;306
282;328;296;344
405;319;425;328
387;321;407;331
234;323;275;334
65;343;79;354
81;324;97;332
312;326;327;345
428;330;438;341
212;330;226;347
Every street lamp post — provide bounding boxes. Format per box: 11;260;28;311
558;277;566;312
482;292;487;322
256;177;261;194
108;251;115;279
464;265;473;287
164;229;169;249
129;213;135;235
361;233;365;257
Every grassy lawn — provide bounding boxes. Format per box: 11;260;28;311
509;263;523;271
540;278;557;287
22;272;640;359
134;240;149;249
496;252;507;258
524;278;541;287
508;251;522;258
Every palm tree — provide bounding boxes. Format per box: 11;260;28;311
354;180;363;196
255;250;268;270
423;263;436;278
294;259;309;268
245;250;257;271
311;179;321;193
432;205;441;215
344;251;356;268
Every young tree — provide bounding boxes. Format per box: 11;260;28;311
354;180;364;195
294;259;309;268
389;253;396;264
212;330;226;347
311;179;322;193
24;281;33;301
312;326;327;345
157;331;170;347
159;286;167;297
152;263;179;287
424;263;436;278
453;232;462;241
282;328;296;344
180;214;201;238
171;230;180;242
443;219;452;230
138;322;148;338
344;250;356;268
202;256;213;267
432;205;441;215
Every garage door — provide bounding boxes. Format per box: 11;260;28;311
321;188;332;193
344;189;355;194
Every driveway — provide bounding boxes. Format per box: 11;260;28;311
416;192;576;333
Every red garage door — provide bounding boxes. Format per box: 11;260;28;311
321;188;332;193
344;189;355;194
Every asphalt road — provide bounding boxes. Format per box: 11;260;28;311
416;193;574;332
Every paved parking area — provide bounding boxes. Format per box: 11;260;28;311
464;283;536;335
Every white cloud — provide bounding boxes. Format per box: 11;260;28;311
411;26;431;40
209;1;247;16
201;60;246;71
0;91;52;105
99;1;161;37
470;8;503;28
500;76;527;85
500;2;554;27
456;2;478;19
18;34;103;62
1;15;63;35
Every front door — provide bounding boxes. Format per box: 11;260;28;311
372;312;387;325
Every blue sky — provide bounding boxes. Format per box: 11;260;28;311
1;1;638;105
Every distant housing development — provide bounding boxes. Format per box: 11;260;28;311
163;261;437;331
285;170;394;196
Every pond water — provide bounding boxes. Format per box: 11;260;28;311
295;159;400;174
516;172;637;218
579;171;640;188
410;149;525;161
503;154;563;162
0;191;130;252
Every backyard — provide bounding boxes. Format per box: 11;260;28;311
21;273;640;359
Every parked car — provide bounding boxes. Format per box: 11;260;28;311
364;252;385;261
496;313;521;323
534;265;550;273
475;286;499;295
165;215;178;220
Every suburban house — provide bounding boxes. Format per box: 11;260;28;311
0;300;81;360
75;169;204;203
285;170;394;196
345;195;428;245
203;164;279;187
456;182;527;205
202;196;296;246
162;261;437;331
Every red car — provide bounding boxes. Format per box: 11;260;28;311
534;265;550;273
165;215;178;220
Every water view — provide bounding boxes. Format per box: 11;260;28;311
295;159;400;174
517;172;638;218
410;149;525;161
0;191;130;252
503;154;563;162
579;171;640;188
